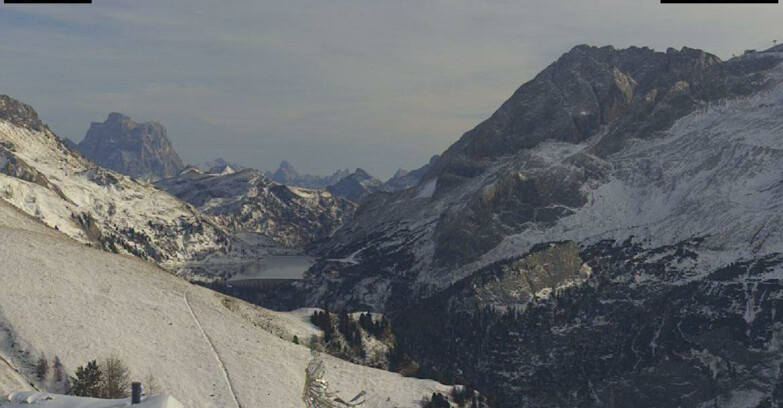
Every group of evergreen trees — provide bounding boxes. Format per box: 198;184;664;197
420;388;487;408
310;309;392;346
421;393;450;408
35;353;64;383
67;356;131;399
337;310;362;348
35;352;160;399
310;309;335;340
357;312;390;339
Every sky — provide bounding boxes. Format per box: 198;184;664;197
0;1;781;179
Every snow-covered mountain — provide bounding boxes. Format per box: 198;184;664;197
77;113;184;181
298;45;783;406
326;168;385;203
156;167;356;248
0;96;247;275
0;198;449;407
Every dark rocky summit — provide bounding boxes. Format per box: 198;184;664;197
77;113;184;181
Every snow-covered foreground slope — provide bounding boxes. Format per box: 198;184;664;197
0;99;249;275
1;392;182;408
0;200;447;407
0;359;32;397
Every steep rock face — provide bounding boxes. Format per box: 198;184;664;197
0;98;248;276
384;155;439;192
428;45;749;180
327;168;384;202
268;160;350;190
77;113;184;181
156;168;356;248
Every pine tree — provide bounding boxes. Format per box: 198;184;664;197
69;360;103;397
100;355;130;398
145;370;161;396
36;353;49;381
53;356;64;382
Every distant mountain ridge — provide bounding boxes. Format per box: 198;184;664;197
383;155;439;191
267;158;438;203
326;168;385;202
267;160;350;189
77;113;184;181
198;157;246;173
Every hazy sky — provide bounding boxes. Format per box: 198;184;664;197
0;1;781;178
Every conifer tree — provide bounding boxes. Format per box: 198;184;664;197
68;360;103;397
100;355;130;398
53;355;64;382
36;353;49;381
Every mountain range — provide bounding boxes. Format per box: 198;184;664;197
267;160;351;190
268;159;438;201
5;42;783;408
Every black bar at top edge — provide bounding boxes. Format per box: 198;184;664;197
662;0;777;3
4;0;91;3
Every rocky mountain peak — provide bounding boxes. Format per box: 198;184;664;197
106;111;132;123
271;160;300;183
427;44;761;182
353;168;373;180
279;160;294;170
327;168;384;202
77;113;184;181
0;95;47;132
390;168;408;179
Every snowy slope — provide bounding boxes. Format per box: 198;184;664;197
0;101;251;275
1;392;182;408
0;200;448;408
0;358;32;397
